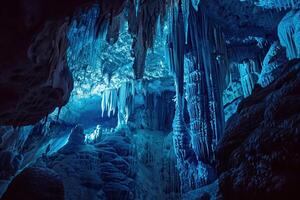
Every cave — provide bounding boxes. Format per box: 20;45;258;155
0;0;299;200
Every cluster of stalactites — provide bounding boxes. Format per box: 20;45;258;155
67;1;202;82
166;0;185;96
67;4;102;70
126;0;202;80
278;9;300;60
68;1;166;81
127;0;169;79
101;88;118;117
100;82;134;126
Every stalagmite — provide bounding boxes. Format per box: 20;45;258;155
185;54;213;164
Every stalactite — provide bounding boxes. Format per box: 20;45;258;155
117;82;134;127
56;107;62;120
101;88;118;117
67;4;101;68
278;9;300;60
128;0;168;79
167;0;185;96
191;0;201;10
181;0;190;44
106;12;123;44
100;81;135;126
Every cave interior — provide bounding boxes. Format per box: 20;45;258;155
0;0;299;200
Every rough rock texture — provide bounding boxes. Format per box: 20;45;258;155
129;84;177;131
242;0;300;10
40;129;136;200
201;0;286;40
67;125;85;146
1;167;64;200
0;18;73;126
216;59;300;200
258;41;287;87
223;63;244;121
182;180;219;200
0;120;73;197
0;151;22;181
132;129;181;200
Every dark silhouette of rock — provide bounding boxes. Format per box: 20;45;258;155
67;125;85;145
0;151;23;180
216;59;300;200
1;167;64;200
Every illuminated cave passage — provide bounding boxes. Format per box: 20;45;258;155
0;1;300;200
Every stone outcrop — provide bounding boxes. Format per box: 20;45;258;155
258;41;287;87
1;167;65;200
216;59;300;200
67;125;85;146
0;1;78;126
0;151;22;181
40;130;136;200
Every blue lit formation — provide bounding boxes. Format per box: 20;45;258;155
1;0;299;200
63;0;300;194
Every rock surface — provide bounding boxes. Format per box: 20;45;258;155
216;59;300;200
258;41;287;87
41;131;136;200
0;151;22;181
1;167;64;200
0;1;80;126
